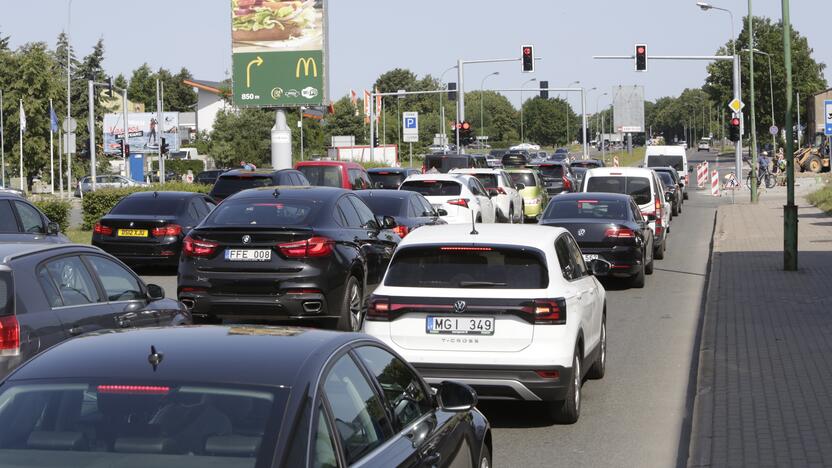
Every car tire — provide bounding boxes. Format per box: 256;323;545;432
654;237;665;260
678;200;683;213
587;316;606;380
630;261;646;288
645;249;654;275
683;191;689;200
336;276;363;332
508;205;515;224
478;445;492;468
548;346;582;424
672;203;679;217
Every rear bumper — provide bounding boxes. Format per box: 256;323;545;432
416;363;572;401
178;290;339;323
523;202;543;218
580;246;644;277
92;238;182;264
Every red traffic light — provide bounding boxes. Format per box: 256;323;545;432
462;121;471;130
731;117;741;126
637;46;645;54
523;47;531;56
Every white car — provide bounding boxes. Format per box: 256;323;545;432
697;139;711;152
363;224;608;423
449;168;524;223
399;174;497;224
644;145;690;200
581;167;671;259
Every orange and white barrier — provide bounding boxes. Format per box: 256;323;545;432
697;161;709;188
711;169;720;197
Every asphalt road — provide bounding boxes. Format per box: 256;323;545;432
136;149;728;468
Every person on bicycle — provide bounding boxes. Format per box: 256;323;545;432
758;151;770;175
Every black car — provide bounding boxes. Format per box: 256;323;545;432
569;158;605;169
149;169;177;183
0;326;491;467
537;162;577;195
92;191;217;266
501;152;529;167
209;168;310;202
539;192;654;288
422;154;488;173
0;243;188;380
178;187;401;331
652;166;684;211
367;167;420;189
572;166;589;187
655;170;682;217
355;190;447;238
0;194;68;243
195;169;228;186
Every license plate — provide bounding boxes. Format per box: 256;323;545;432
225;249;272;262
117;229;148;237
426;316;495;336
583;254;599;262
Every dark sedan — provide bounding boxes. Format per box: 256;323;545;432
195;169;228;186
92;191;217;266
209;169;309;202
537;162;577;195
569;158;605;169
355;189;447;238
655;170;681;217
0;326;491;468
0;194;68;243
178;187;401;331
540;192;654;288
367;167;420;189
652;166;683;215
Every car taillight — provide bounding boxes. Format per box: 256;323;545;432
97;385;170;395
604;226;636;239
562;176;572;191
152;224;183;237
182;236;219;257
447;198;469;208
655;195;662;213
532;299;566;324
93;222;113;236
392;225;409;238
278;236;334;258
367;296;391;321
0;315;20;355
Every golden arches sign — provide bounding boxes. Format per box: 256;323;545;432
296;57;318;78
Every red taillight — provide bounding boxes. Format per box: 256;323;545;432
562;176;572;191
392;225;409;238
654;195;662;213
278;237;334;258
93;222;113;236
0;315;20;355
182;236;219;257
286;288;322;295
532;299;566;324
97;385;170;395
440;246;492;251
367;296;391;321
152;224;182;237
535;370;560;379
447;198;469;208
604;227;636;239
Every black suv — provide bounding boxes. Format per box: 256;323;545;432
422;154;488;173
209;168;309;202
0;194;68;243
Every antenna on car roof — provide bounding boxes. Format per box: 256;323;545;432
273;188;280;198
153;191;158;198
148;345;164;372
470;210;478;235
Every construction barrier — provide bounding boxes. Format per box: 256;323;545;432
711;169;720;197
697;161;709;189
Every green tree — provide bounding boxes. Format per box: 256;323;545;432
127;63;157;110
463;90;518;147
325;96;365;145
522;97;575;147
209;108;274;167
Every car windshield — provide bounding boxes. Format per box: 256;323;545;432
298;166;343;188
358;195;406;217
657;172;676;187
111;197;186;216
646;155;684;171
586;176;653;205
385;246;548;289
0;381;285;467
571;161;601;169
538;165;564;179
205;199;317;226
508;172;536;187
471;173;498;189
400;180;461;196
368;172;405;189
544;198;628;220
211;175;273;199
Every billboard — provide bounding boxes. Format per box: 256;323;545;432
103;112;180;154
231;0;329;108
613;85;645;133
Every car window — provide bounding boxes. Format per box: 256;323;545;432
205;199;318;227
585;176;653;205
43;256;100;306
554;237;574;280
111;197;186;216
417;195;434;215
631;202;644;222
543;198;628;220
336;197;363;228
349;196;377;227
0;200;19;232
188;200;201;222
300;166;343;188
86;256;143;302
313;404;338;468
507;172;535;187
355;346;433;430
400;180;462;197
348;169;368;190
408;197;424;217
565;236;588;278
13;201;44;234
323;354;391;464
36;267;64;308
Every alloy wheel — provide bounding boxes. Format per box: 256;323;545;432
349;283;362;331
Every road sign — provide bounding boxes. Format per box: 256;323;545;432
825;100;832;136
231;1;328;108
62;118;77;133
769;125;779;136
403;111;419;143
728;98;745;113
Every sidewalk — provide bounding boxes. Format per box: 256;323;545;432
689;180;832;467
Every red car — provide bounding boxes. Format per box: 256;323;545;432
296;160;372;190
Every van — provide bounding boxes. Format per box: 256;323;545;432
644;145;690;199
296;160;372;190
422;154;488;173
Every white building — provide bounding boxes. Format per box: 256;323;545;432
183;79;231;136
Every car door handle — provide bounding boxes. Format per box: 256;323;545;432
69;327;83;336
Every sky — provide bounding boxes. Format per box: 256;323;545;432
2;0;829;111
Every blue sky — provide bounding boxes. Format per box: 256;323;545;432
2;0;829;110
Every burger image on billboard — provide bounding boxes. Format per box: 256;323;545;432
232;0;319;45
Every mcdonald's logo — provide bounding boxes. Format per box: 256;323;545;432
295;57;318;78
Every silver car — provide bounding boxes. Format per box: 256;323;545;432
75;175;147;196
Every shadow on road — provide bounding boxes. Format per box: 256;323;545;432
475;401;558;429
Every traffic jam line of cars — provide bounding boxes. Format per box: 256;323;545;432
0;148;689;466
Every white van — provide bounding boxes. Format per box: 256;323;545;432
644;145;690;200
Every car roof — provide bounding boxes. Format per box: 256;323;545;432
398;224;567;251
0;243;102;265
296;160;363;169
220;168;296;177
367;167;413;174
7;326;368;387
449;168;503;174
503;167;536;173
355;189;413;200
123;191;202;199
552;192;633;202
230;185;348;200
584;167;657;177
403;174;469;183
646;145;687;156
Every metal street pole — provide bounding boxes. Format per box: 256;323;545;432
0;89;4;187
299;107;305;161
122;88;128;180
595;92;608;157
439;65;456;149
520;78;537;143
747;0;759;203
581;88;588;159
456;59;463;154
480;72;499;148
66;0;74;193
49;99;54;194
18;100;23;192
782;0;797;271
88;80;96;191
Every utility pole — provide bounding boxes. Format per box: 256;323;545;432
748;0;759;203
0;89;4;187
782;0;797;271
88;80;96;190
158;81;166;183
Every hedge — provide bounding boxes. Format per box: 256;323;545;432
81;182;211;230
150;160;205;178
34;199;72;232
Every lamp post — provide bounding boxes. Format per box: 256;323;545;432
744;48;776;151
595;92;608;160
66;0;74;194
479;72;499;149
438;65;457;151
782;0;797;270
299;106;305;161
565;81;580;146
520;78;537;143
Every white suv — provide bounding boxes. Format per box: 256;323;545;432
449;168;524;223
363;224;608;423
400;174;496;224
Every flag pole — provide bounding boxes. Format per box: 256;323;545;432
19;100;24;192
50;99;55;194
59;127;64;197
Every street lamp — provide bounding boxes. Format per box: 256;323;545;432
66;0;74;196
299;106;305;161
744;48;776;151
520;78;537;143
595;92;608;160
479;72;499;149
438;65;457;151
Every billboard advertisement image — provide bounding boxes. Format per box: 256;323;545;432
231;0;329;108
103;112;180;154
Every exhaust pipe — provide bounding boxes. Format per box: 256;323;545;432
181;298;195;310
302;301;322;314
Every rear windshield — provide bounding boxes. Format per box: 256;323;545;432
211;175;273;199
538;165;564;179
0;381;284;467
358;196;406;217
586;176;652;205
205;199;317;226
298;166;343;188
368;173;405;189
425;156;470;173
471;174;498;189
508;172;536;187
0;271;11;316
385;246;548;289
646;155;684;171
544;199;628;220
657;172;676;187
502;154;528;166
570;161;601;169
400;180;461;197
111;197;185;216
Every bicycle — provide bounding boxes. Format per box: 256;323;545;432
746;166;776;190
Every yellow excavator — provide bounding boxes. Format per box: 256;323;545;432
794;134;830;173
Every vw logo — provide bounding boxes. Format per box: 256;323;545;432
242;235;251;244
453;300;467;314
577;228;586;237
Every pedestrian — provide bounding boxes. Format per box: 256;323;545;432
240;160;254;171
148;117;157;144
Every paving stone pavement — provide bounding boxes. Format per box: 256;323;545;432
689;181;832;467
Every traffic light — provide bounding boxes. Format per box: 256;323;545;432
459;121;474;146
540;81;549;99
125;144;130;157
521;45;534;73
160;137;169;155
372;134;379;147
728;116;741;142
447;82;457;101
635;44;647;72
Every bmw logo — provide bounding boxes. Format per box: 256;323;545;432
577;228;586;237
242;235;251;244
453;300;467;314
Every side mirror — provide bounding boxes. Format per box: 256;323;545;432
436;208;448;217
146;284;165;301
515;183;526;191
588;259;612;276
380;215;397;230
437;381;477;412
665;193;672;203
486;188;498;198
366;219;381;231
47;222;60;235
